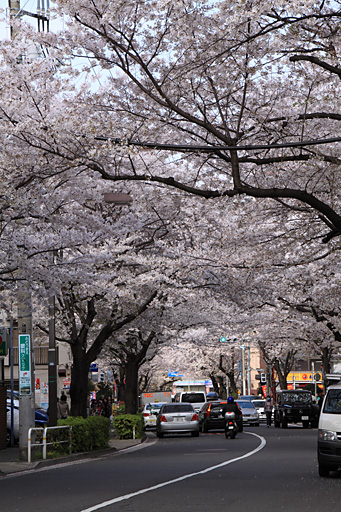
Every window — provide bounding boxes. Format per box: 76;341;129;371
162;404;194;413
323;390;341;414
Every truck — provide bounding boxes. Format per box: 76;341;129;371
274;389;319;428
139;391;172;407
179;391;207;413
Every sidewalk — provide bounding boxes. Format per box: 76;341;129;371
0;433;145;477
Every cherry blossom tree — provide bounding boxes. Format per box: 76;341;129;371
1;2;341;414
38;0;341;246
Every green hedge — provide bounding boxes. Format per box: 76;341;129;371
56;415;110;453
113;414;144;439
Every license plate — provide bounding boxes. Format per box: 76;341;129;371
228;425;234;430
174;417;184;421
302;416;309;421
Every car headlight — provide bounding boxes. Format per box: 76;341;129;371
319;429;337;441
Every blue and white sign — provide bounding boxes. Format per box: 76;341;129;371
168;371;184;378
89;363;98;373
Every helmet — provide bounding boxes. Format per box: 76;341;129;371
228;396;234;403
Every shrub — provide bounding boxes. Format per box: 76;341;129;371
86;415;110;449
57;415;110;453
113;414;144;439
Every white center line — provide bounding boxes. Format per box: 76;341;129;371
81;432;266;512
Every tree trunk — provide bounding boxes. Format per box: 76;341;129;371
124;358;139;414
70;345;89;418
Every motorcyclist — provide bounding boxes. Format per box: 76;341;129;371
222;396;242;430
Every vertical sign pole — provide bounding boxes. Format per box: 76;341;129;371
18;287;35;460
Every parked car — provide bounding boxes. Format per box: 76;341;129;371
156;402;199;437
179;391;206;413
7;390;49;427
236;400;259;426
142;402;168;429
274;389;319;429
198;400;243;433
318;384;341;477
6;402;19;446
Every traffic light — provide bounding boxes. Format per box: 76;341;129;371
99;372;105;382
260;373;266;384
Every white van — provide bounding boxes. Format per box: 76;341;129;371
317;383;341;477
179;391;206;413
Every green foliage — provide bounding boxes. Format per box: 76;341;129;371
96;383;113;399
113;414;144;439
57;415;110;453
86;415;110;449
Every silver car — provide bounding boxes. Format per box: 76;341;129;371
236;400;260;426
156;403;200;437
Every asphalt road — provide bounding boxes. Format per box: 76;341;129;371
1;425;340;512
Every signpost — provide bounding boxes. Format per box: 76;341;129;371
19;334;32;395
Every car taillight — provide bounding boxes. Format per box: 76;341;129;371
192;413;198;421
205;404;211;418
160;415;167;422
143;413;150;417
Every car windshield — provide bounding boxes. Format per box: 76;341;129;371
181;393;205;404
281;392;311;403
146;403;164;411
162;404;194;413
252;400;265;408
323;390;341;414
238;402;255;409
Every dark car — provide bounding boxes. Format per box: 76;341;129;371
198;400;243;433
274;389;319;428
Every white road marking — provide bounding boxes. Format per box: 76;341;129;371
80;432;266;512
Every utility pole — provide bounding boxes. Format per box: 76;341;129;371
48;293;57;426
8;0;20;39
18;288;35;460
241;345;246;395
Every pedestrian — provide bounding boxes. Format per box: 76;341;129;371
264;396;273;427
101;397;111;418
57;394;70;419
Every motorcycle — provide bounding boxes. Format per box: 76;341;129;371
224;411;238;439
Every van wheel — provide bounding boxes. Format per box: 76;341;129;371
318;464;330;477
274;420;280;428
302;420;309;429
191;431;199;437
281;419;287;428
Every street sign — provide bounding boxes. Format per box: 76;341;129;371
0;326;8;356
19;334;32;395
168;371;184;377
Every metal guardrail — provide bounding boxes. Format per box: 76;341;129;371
28;425;72;463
